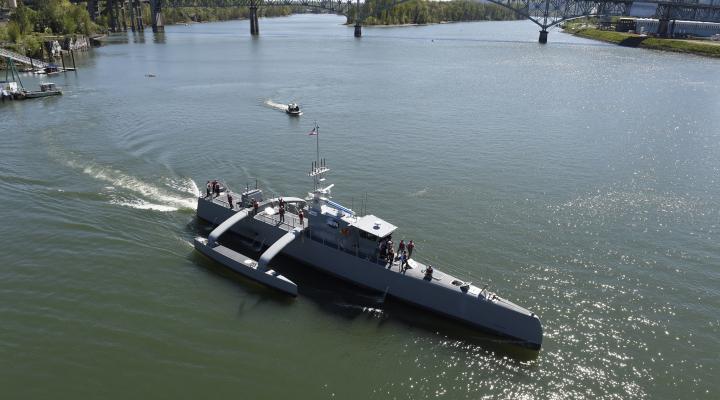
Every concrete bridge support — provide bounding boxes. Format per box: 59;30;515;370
107;0;120;32
86;0;98;21
129;0;141;32
249;5;260;35
538;29;548;43
120;5;128;32
151;0;165;32
353;0;361;37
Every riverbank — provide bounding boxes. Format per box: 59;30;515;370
357;0;520;26
565;26;720;58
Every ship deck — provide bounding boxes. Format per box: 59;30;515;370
202;193;532;316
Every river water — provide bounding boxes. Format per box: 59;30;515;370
2;14;719;399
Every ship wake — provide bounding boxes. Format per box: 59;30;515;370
65;158;200;212
264;99;290;112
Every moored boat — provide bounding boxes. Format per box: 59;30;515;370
18;82;62;99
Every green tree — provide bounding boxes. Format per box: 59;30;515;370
22;35;43;58
10;3;37;35
7;21;22;43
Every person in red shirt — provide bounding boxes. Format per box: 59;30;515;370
407;240;415;259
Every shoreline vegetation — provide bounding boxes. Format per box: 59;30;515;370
563;20;720;59
1;0;520;60
350;0;521;26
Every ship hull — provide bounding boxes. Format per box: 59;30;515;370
197;198;542;350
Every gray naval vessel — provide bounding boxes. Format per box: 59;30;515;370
194;134;543;350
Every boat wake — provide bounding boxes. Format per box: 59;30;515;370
64;158;200;212
264;99;289;112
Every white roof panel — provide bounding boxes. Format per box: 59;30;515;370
350;215;397;238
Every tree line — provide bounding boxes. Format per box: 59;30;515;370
350;0;522;25
1;0;522;58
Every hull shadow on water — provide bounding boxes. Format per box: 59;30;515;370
188;217;539;361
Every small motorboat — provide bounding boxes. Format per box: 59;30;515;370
44;64;62;75
19;82;62;99
286;102;302;116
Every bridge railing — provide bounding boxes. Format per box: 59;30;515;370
0;47;49;68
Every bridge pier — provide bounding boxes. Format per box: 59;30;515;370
129;1;137;32
86;0;98;21
249;6;260;35
151;0;165;32
134;0;145;31
120;5;128;32
354;23;362;38
658;18;670;37
538;29;548;44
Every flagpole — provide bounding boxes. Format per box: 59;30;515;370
315;121;320;169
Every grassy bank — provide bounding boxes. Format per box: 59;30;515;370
565;26;720;58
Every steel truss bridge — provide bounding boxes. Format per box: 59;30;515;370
80;0;720;42
487;0;720;41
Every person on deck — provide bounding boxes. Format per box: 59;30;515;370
407;240;415;259
387;247;395;267
424;265;434;281
400;251;410;273
279;205;285;223
253;199;259;215
205;181;211;198
298;209;304;226
227;193;233;209
398;239;406;255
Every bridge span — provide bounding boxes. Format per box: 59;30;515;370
24;0;720;42
485;0;720;42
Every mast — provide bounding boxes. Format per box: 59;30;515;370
315;121;320;169
308;121;330;193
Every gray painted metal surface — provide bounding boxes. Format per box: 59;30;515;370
258;227;306;270
194;238;298;296
197;190;543;349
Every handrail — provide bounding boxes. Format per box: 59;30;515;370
0;48;50;68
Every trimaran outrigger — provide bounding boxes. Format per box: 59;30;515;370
194;123;543;350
